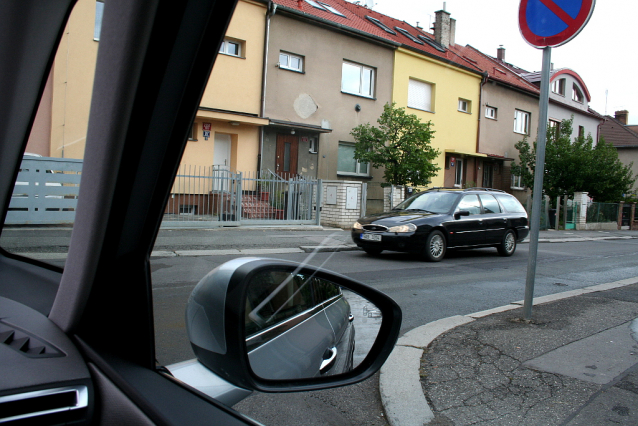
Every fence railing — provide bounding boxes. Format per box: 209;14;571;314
161;168;321;228
7;157;82;225
586;202;619;224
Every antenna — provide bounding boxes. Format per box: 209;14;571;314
605;89;608;116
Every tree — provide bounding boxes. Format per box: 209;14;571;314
350;103;440;187
510;117;635;202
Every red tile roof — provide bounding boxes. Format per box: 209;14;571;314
273;0;484;75
452;45;540;95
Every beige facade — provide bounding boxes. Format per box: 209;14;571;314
25;0;99;159
478;81;540;198
181;0;268;173
262;12;395;181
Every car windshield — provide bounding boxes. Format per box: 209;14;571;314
393;192;459;214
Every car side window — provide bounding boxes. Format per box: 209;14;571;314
245;271;317;336
479;194;501;214
494;194;526;213
456;194;481;215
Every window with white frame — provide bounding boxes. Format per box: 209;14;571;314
94;0;104;41
279;52;303;72
552;78;565;96
341;62;375;98
219;39;242;57
407;79;433;112
337;142;369;176
308;137;317;154
485;106;497;119
188;123;197;141
511;174;524;190
514;109;530;135
458;98;471;113
572;84;584;103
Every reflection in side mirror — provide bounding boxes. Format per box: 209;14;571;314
454;210;470;219
245;270;382;380
184;257;401;394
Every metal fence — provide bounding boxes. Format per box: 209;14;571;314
7;157;82;225
585;202;619;224
161;167;321;228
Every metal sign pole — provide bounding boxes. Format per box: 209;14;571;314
523;46;552;320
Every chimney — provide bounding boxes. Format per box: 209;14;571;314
615;110;628;125
434;9;451;48
497;45;505;61
449;18;456;46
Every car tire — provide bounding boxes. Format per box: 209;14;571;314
363;247;383;256
424;230;446;262
497;229;517;256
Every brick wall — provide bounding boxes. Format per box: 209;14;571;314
321;180;366;228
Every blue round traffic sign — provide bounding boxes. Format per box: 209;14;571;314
519;0;595;47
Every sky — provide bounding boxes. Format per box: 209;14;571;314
359;0;638;125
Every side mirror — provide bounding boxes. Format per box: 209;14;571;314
454;210;470;219
184;258;401;393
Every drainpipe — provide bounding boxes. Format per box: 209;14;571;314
476;71;488;185
258;1;276;175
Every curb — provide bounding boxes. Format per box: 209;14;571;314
16;236;637;260
379;276;638;426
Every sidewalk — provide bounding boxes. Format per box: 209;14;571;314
7;226;638;260
380;278;638;426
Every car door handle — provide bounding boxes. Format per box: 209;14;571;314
320;347;338;374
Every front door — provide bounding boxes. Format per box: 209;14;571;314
213;133;231;191
276;133;298;179
483;163;493;188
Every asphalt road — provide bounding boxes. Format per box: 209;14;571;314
150;238;638;425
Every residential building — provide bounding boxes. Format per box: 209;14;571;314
343;4;485;189
599;110;638;191
453;45;540;199
262;0;397;182
183;0;269;175
519;67;602;142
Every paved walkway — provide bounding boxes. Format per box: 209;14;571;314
380;277;638;426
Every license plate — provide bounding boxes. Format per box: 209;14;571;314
361;233;381;242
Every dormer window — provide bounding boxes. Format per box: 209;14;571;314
552;78;565;96
572;84;584;103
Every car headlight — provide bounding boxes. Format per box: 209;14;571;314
387;223;417;233
353;221;363;230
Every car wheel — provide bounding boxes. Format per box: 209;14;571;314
424;230;446;262
497;229;517;256
363;247;383;256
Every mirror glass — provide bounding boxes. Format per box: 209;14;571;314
244;270;382;380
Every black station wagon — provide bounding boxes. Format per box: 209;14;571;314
352;188;530;261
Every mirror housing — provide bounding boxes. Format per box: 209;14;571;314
454;210;470;219
185;258;401;393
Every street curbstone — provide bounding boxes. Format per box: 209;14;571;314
380;346;434;426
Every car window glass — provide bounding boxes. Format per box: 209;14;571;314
0;0;97;268
494;194;527;213
479;194;501;214
456;195;481;215
394;192;459;213
245;271;319;337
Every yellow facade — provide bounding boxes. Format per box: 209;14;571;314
49;0;99;159
180;0;267;177
392;48;482;188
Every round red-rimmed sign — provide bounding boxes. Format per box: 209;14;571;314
519;0;595;48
